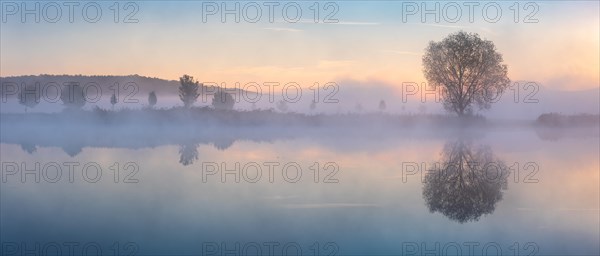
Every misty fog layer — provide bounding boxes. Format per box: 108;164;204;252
2;75;599;119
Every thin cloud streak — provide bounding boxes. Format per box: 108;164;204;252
408;23;467;29
276;19;380;25
280;203;379;209
382;50;422;56
262;27;303;32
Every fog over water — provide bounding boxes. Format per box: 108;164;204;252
1;0;599;254
2;75;598;120
1;97;598;255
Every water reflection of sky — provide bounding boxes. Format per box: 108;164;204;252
1;130;598;255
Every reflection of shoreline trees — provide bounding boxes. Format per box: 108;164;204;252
2;110;489;166
19;142;37;154
179;142;199;166
423;140;509;223
62;143;84;157
534;113;600;141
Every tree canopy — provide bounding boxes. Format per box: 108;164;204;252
211;90;235;110
423;31;510;116
148;91;157;108
60;83;86;110
19;85;40;111
179;75;200;108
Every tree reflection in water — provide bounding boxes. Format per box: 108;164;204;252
423;140;509;223
178;142;199;166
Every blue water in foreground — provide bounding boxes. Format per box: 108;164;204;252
1;129;598;256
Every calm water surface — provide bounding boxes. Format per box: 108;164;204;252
1;128;598;255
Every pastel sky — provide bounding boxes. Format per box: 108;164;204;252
1;1;598;91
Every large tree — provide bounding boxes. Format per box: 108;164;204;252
179;75;200;108
422;31;510;116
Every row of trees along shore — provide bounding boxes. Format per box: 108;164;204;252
17;31;510;116
18;76;390;113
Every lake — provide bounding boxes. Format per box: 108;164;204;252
1;125;598;255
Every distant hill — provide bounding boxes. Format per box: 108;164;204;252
1;74;184;97
0;74;255;98
0;74;259;111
